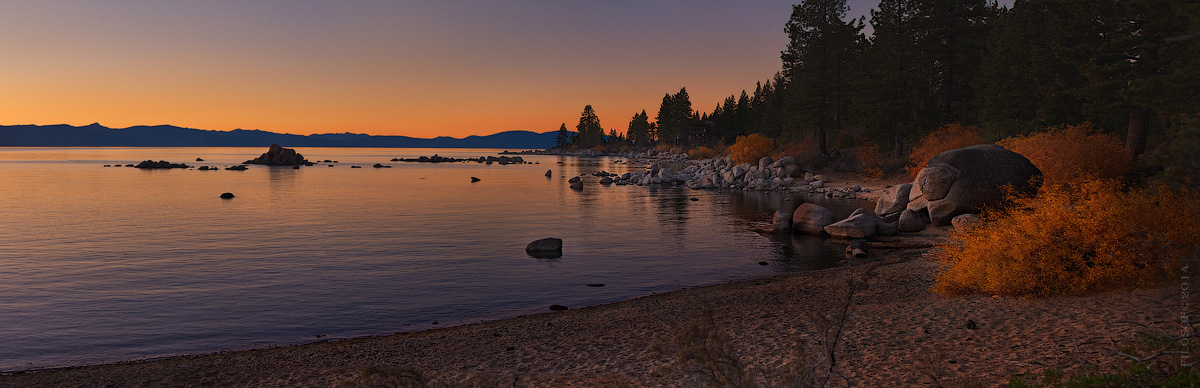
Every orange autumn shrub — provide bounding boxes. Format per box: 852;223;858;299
932;178;1200;296
729;134;775;165
854;143;886;178
997;123;1132;189
687;146;716;160
907;123;986;177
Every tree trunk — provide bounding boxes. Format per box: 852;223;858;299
1126;107;1149;159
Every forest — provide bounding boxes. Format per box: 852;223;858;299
555;0;1199;182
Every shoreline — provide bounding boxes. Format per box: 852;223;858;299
0;247;1176;387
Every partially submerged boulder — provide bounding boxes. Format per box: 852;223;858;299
526;238;563;258
792;203;836;234
913;144;1041;226
772;210;792;231
244;144;309;166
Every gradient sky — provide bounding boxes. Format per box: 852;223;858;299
3;0;892;138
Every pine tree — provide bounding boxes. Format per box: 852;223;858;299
576;105;604;148
782;0;865;154
627;110;651;146
555;123;571;149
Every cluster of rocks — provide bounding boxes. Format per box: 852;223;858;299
566;155;851;194
873;144;1041;228
244;144;309;166
769;144;1041;241
134;160;190;169
103;164;136;167
391;155;531;165
774;204;898;240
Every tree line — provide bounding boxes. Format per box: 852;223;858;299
556;0;1199;161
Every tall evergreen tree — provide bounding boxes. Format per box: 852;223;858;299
627;110;651;146
782;0;865;154
555;123;571;148
576;105;604;148
655;88;694;145
1046;0;1200;158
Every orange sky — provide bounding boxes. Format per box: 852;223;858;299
1;1;887;138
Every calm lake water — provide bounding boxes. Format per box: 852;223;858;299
0;147;871;371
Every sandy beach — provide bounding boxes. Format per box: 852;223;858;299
0;241;1177;387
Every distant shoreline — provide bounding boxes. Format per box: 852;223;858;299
0;124;557;149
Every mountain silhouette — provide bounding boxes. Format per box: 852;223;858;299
0;124;557;149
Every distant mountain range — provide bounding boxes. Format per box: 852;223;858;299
0;123;558;149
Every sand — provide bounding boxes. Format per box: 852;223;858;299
0;246;1178;387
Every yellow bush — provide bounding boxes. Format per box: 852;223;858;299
932;178;1200;296
729;134;775;165
997;123;1132;189
687;146;716;160
907;123;986;177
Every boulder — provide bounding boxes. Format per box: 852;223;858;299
758;156;774;170
952;214;983;233
898;209;927;232
875;183;912;216
471;177;481;182
219;192;235;199
824;208;882;239
545;170;552;178
134;160;189;169
244;144;309;166
846;239;869;258
772;210;792;231
569;181;583;189
568;176;581;184
792;203;836;234
526;238;563;258
875;221;899;237
913;144;1041;226
599;177;613;185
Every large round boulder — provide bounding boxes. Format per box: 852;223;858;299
898;209;928;233
914;144;1040;226
792;203;836;234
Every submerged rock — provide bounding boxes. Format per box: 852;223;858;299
219;192;235;199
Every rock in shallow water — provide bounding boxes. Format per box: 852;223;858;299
526;237;563;258
220;192;235;199
792;203;836;235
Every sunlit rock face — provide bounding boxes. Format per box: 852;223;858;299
244;144;309;166
911;144;1041;226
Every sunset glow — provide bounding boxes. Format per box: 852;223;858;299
0;0;899;138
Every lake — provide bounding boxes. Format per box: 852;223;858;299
0;147;871;371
